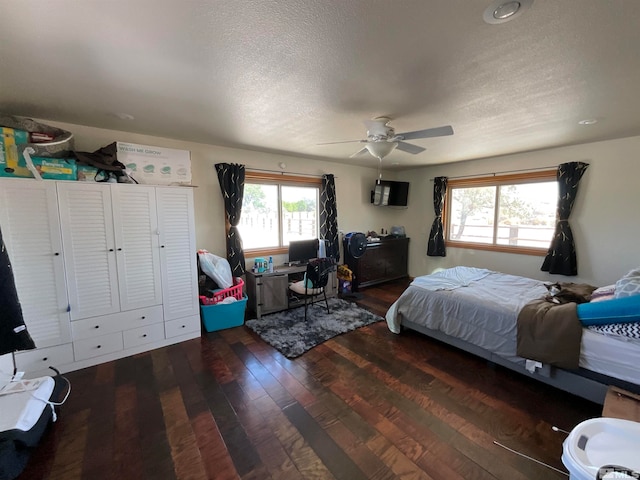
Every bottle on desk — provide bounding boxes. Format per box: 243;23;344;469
268;256;273;273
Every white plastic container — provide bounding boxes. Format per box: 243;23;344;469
562;417;640;480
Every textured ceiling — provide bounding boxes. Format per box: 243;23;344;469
1;0;640;169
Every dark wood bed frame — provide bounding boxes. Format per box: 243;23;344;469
402;319;640;405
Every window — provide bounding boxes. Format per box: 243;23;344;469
445;170;557;255
238;172;320;255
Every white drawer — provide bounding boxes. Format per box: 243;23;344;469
165;315;201;338
123;322;165;349
15;344;74;373
72;305;163;340
73;332;123;361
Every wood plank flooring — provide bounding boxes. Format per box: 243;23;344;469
18;278;600;479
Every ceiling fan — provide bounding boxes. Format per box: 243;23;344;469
319;117;454;160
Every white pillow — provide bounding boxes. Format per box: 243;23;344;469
615;267;640;298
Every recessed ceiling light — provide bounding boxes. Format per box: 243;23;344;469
483;0;533;24
494;1;521;19
578;119;598;125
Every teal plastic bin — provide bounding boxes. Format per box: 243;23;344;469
201;295;248;332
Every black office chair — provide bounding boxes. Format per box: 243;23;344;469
288;257;335;320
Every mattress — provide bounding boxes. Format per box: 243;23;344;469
386;268;640;387
580;329;640;385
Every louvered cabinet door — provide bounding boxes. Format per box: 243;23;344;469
0;179;71;348
57;183;120;320
156;187;199;322
111;185;162;311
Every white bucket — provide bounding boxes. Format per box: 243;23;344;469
562;417;640;480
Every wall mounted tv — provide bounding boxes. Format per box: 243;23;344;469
370;180;409;207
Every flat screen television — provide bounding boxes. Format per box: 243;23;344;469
371;180;409;206
288;239;318;265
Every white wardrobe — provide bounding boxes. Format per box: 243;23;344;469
0;178;200;377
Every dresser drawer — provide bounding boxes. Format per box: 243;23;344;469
73;332;123;361
123;322;165;349
71;305;163;340
165;315;200;338
15;344;74;373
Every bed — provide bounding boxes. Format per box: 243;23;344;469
385;267;640;404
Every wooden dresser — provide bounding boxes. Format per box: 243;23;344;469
343;236;409;291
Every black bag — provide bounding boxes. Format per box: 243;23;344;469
73;143;136;183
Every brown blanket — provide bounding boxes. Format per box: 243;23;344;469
516;299;583;369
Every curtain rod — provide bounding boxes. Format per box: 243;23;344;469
247;167;332;178
429;165;557;181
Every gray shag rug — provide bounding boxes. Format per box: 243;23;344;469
245;298;383;358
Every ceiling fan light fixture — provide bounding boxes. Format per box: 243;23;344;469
320;117;453;159
365;141;398;160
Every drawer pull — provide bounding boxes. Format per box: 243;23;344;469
96;345;102;349
142;334;147;338
95;325;100;329
181;325;185;328
42;357;48;361
54;252;60;256
141;316;146;319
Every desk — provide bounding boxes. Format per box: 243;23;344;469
246;265;337;319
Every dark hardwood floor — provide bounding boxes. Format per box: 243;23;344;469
19;278;600;480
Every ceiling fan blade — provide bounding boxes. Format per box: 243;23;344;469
398;125;454;141
316;139;364;146
396;141;426;154
349;147;369;158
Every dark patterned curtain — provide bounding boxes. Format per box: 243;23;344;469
427;176;447;257
320;174;340;262
215;163;246;276
1;225;36;356
541;162;589;276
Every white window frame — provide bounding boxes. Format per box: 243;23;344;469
444;170;557;256
240;172;321;257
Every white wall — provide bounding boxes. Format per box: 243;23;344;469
397;135;640;286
